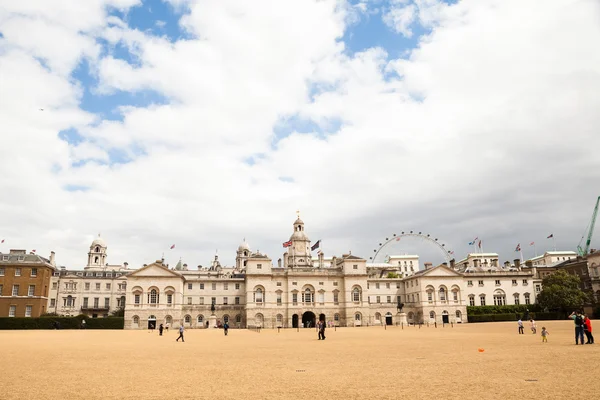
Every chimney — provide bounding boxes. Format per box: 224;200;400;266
424;262;433;269
283;252;288;268
50;251;56;266
183;263;188;271
197;265;203;270
525;260;533;268
318;251;324;267
60;266;66;271
473;259;480;268
504;261;511;268
124;262;129;269
450;259;455;269
514;259;521;269
331;256;337;267
277;258;282;268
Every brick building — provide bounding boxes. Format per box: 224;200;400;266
0;249;56;317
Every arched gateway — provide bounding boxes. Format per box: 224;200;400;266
302;311;316;328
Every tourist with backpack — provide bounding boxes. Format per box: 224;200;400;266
569;311;585;345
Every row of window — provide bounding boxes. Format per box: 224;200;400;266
468;293;531;306
467;279;529;287
186;283;242;290
0;267;37;277
7;305;33;317
53;272;123;278
53;282;126;291
0;284;37;296
253;288;362;304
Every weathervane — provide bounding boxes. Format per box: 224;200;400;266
296;210;300;218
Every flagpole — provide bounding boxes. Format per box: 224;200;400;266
534;243;537;257
553;235;556;251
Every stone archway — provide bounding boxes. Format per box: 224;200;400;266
292;314;299;328
302;311;316;328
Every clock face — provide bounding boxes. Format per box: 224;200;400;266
295;243;303;252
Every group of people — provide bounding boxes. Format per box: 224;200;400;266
517;311;595;345
569;311;594;345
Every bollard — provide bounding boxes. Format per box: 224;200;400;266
401;322;404;330
435;322;437;328
419;323;421;329
451;322;454;328
385;324;387;330
297;326;299;332
335;325;337;332
278;327;280;333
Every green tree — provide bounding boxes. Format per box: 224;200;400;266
110;307;125;317
386;272;399;278
537;270;589;316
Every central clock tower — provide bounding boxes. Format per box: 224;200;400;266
288;215;312;268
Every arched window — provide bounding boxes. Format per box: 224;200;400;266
223;315;229;323
493;290;506;306
133;316;139;324
352;287;361;302
197;315;204;323
255;313;264;327
235;314;241;323
148;289;159;304
456;310;462;318
165;315;172;324
94;256;99;263
303;288;313;303
375;312;381;322
439;287;446;301
184;315;191;323
95;246;99;252
429;311;435;320
355;313;361;321
254;288;263;303
243;251;248;257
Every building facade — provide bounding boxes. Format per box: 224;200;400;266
47;235;130;318
125;217;475;329
0;249;56;317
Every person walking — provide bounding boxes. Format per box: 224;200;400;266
223;322;229;336
530;319;537;334
569;311;585;345
583;314;594;344
176;324;185;342
541;327;549;343
318;320;326;340
159;323;164;336
517;319;524;334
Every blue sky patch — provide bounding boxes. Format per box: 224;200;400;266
63;184;90;192
58;128;85;146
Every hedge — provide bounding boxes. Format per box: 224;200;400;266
466;305;541;315
0;316;124;330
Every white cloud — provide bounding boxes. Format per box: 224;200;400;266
1;0;599;269
383;2;416;37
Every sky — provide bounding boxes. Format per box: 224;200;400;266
1;0;600;269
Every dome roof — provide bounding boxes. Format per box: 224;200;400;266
238;238;250;251
294;217;304;225
91;234;106;248
290;230;309;241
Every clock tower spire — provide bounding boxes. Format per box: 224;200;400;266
288;214;312;268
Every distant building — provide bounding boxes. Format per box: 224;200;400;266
47;235;130;318
0;249;56;317
527;251;578;267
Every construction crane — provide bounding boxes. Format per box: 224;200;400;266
577;196;600;257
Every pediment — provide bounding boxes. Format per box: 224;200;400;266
127;263;183;278
417;265;462;278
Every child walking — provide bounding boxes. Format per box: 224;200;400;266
541;327;549;342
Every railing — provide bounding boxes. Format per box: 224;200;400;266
81;306;110;311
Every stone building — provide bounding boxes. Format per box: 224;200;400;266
0;249;56;317
47;235;130;318
125;216;472;329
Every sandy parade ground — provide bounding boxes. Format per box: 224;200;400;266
1;321;599;400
